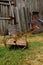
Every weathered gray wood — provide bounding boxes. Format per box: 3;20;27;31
20;7;27;32
0;2;14;35
14;7;22;33
0;17;11;20
0;2;14;5
0;0;43;35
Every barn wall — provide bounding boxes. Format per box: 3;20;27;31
16;0;43;32
0;0;43;35
0;3;13;35
16;0;43;13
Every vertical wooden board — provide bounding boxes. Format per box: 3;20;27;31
20;7;27;32
0;5;4;34
11;5;14;17
7;6;11;28
2;5;6;34
11;5;14;25
5;5;8;17
9;3;14;24
5;5;9;31
0;20;3;34
0;20;1;34
16;0;21;9
37;0;39;11
14;7;22;33
9;5;11;17
24;7;29;31
40;0;43;16
9;1;14;18
2;5;6;17
0;5;2;34
22;0;29;31
4;5;7;32
0;5;1;16
1;4;3;17
7;6;10;17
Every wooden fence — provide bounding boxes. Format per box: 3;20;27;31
0;0;43;35
0;2;14;35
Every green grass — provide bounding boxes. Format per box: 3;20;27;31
0;46;28;65
29;42;43;48
0;41;43;65
0;33;43;65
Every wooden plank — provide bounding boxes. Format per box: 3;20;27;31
6;38;27;46
0;17;11;20
20;7;26;32
0;2;14;6
2;5;6;17
0;20;4;34
1;4;3;17
0;0;9;2
9;1;14;17
0;5;1;16
15;7;22;33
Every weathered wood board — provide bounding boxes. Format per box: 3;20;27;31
6;38;27;47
